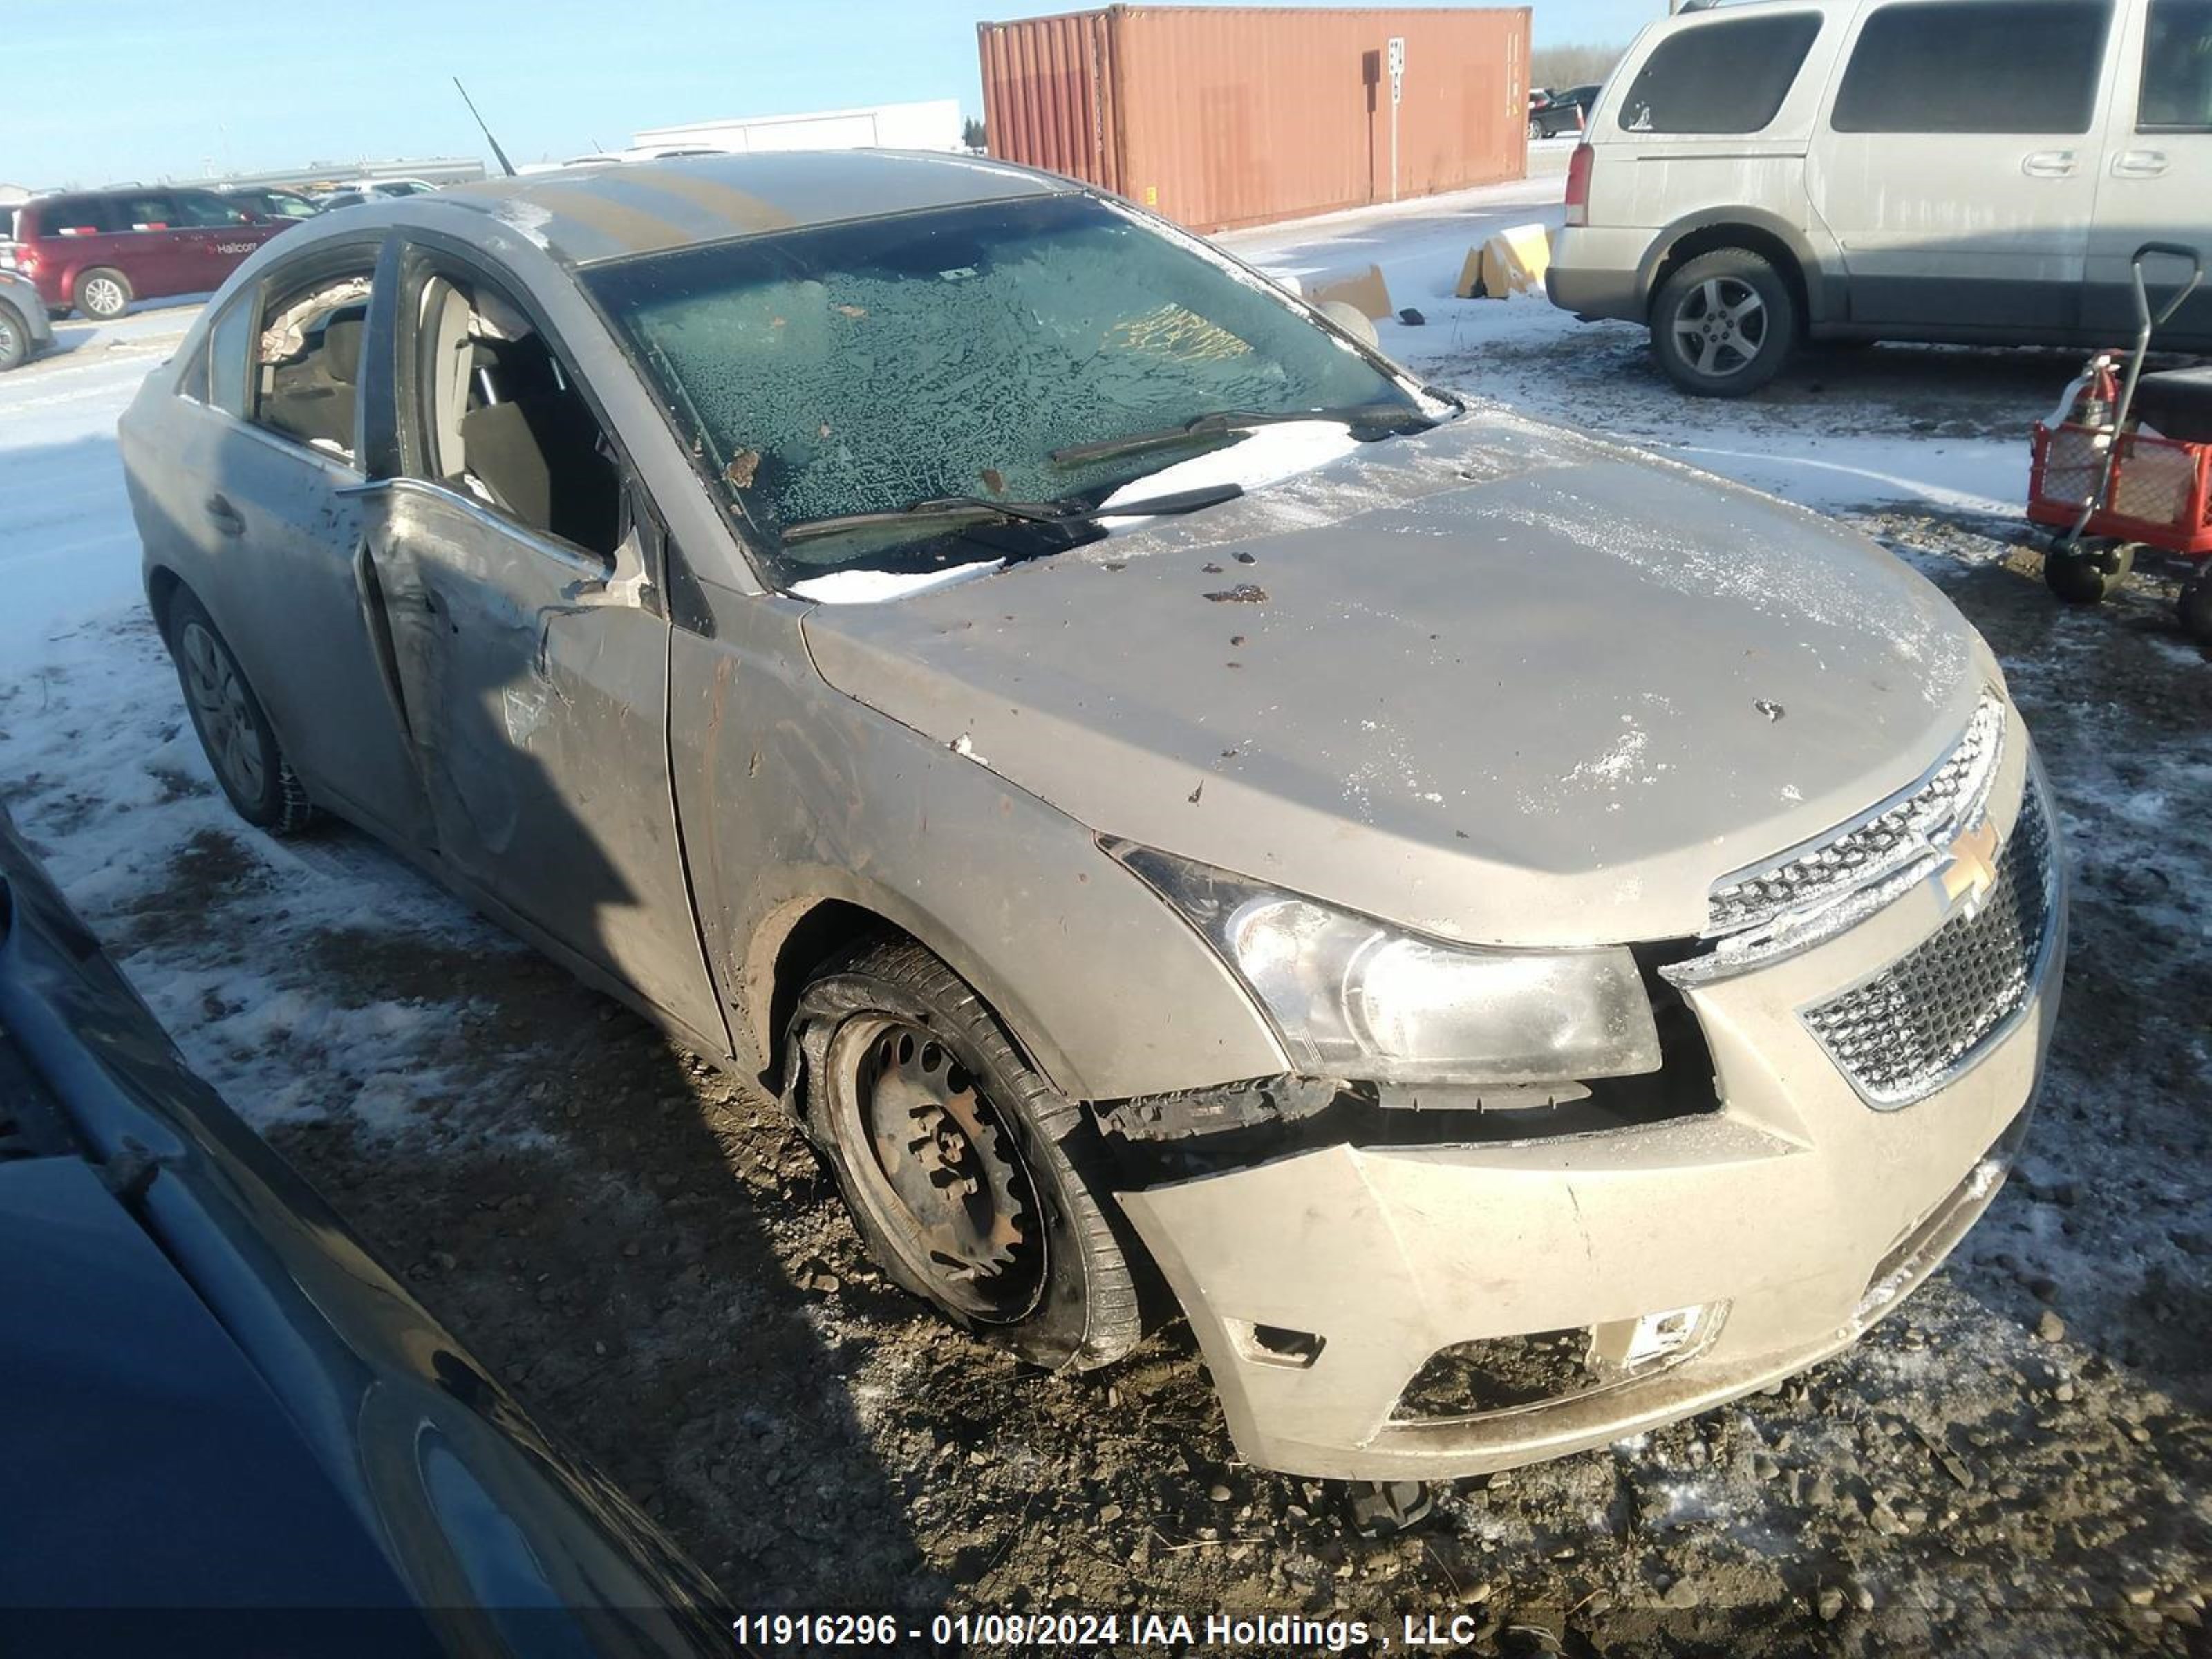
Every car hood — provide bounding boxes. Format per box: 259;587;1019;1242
799;409;1988;945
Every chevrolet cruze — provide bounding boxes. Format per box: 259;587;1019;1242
117;151;2064;1484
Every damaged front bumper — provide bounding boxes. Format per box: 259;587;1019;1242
1114;750;2064;1483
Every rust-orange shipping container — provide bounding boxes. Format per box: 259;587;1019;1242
978;4;1529;234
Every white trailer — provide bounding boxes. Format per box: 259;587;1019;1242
631;98;965;156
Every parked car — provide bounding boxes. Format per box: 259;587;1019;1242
119;151;2062;1490
0;268;55;370
1548;0;2212;394
0;806;731;1653
1529;82;1599;137
0;187;290;321
220;184;326;222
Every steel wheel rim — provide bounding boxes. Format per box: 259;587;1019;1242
180;621;265;801
1673;276;1768;378
827;1015;1043;1322
83;277;124;316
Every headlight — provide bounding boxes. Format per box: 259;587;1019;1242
1107;841;1662;1087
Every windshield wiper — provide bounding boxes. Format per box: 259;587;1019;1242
1049;402;1429;467
781;483;1244;545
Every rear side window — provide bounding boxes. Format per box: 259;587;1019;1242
1618;14;1824;133
2141;0;2212;128
37;196;119;237
1833;0;2115;133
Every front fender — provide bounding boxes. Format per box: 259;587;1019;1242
669;593;1286;1103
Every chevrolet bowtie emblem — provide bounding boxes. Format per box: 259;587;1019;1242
1937;818;2001;913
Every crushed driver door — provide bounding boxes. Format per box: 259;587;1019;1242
363;480;729;1053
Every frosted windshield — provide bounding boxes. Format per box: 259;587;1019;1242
585;194;1421;581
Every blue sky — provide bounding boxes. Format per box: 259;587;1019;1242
10;0;1660;188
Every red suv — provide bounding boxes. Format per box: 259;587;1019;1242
0;187;290;321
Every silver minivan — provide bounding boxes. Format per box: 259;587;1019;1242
1548;0;2212;393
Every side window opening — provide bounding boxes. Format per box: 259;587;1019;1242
415;272;624;557
252;272;374;460
1617;14;1824;134
2141;0;2212;129
1831;0;2115;134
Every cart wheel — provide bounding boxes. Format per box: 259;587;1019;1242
2045;540;2135;604
2179;574;2212;644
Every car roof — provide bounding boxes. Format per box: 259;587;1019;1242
434;148;1071;267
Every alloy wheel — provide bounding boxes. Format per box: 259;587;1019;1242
1671;275;1769;378
825;1015;1044;1322
178;620;266;803
81;276;126;318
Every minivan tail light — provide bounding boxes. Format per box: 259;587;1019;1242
1564;143;1594;227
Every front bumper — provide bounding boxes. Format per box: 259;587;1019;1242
1116;720;2064;1482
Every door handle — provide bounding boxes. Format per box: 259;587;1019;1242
2111;149;2169;179
204;493;244;536
2021;150;2077;178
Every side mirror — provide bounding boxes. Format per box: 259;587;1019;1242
1318;299;1381;350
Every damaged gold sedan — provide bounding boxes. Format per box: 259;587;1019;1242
118;153;2063;1492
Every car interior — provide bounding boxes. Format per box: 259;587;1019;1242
254;273;373;460
416;273;624;557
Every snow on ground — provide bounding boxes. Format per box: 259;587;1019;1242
0;190;2206;1650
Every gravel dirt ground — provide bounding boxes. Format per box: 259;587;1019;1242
2;214;2208;1657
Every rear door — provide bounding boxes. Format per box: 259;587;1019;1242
166;239;433;847
359;243;728;1050
2088;0;2212;344
1807;0;2120;330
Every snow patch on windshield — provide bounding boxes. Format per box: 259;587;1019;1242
1099;421;1365;514
791;560;1005;605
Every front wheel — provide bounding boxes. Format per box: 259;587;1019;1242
794;938;1141;1371
1649;249;1797;397
2044;539;2134;604
74;268;132;321
0;305;28;371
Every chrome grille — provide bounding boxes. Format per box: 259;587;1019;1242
1803;782;2056;1108
1707;691;2007;937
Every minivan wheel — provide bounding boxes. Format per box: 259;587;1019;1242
164;590;315;834
2178;573;2212;643
75;268;133;321
1650;249;1797;397
0;306;26;371
2044;539;2133;604
794;937;1142;1371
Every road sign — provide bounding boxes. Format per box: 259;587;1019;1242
1387;35;1405;105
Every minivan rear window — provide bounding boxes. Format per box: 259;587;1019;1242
1617;13;1824;134
1832;0;2115;133
2140;0;2212;129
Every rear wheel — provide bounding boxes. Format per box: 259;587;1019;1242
794;937;1141;1371
0;305;27;371
165;590;315;834
75;268;132;321
2044;538;2134;604
1650;248;1797;397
